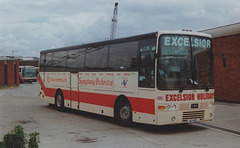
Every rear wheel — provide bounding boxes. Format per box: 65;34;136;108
115;99;132;126
55;91;64;111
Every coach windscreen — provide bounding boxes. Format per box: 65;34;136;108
157;35;213;90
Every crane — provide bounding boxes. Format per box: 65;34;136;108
109;2;118;40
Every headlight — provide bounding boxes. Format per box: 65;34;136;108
165;105;170;110
172;104;177;110
209;102;214;107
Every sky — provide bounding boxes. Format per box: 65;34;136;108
0;0;240;57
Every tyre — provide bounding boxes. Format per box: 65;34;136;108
115;99;132;126
55;91;64;111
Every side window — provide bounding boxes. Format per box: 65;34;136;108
108;41;138;71
39;53;46;72
52;51;67;72
67;48;85;72
85;45;108;70
45;53;53;72
138;38;156;88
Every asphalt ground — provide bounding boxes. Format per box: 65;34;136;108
0;83;239;148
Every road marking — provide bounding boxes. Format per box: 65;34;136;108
211;118;240;122
194;122;240;136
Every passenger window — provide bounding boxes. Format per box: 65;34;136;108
45;53;53;71
52;51;67;71
85;45;108;70
108;41;138;71
39;54;46;72
67;48;85;72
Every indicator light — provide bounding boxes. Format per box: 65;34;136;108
158;106;165;110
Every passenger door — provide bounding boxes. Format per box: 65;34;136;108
138;39;156;88
70;73;79;110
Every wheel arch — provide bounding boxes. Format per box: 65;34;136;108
55;88;65;111
114;94;133;126
55;88;63;99
114;95;131;116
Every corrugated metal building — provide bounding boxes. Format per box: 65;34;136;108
0;57;20;87
201;22;240;102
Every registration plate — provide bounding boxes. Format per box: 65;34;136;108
187;118;200;123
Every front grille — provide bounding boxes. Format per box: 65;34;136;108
182;110;204;122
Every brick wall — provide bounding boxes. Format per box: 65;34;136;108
16;61;20;85
0;60;20;87
0;61;4;86
7;60;14;86
212;34;240;102
19;60;39;67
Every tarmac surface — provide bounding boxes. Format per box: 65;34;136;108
0;83;240;148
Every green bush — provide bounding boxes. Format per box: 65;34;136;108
0;125;40;148
28;132;40;148
0;141;6;148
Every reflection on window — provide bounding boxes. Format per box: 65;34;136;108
108;41;138;70
39;54;45;72
24;67;36;77
158;35;213;90
45;53;53;66
67;49;85;71
40;54;45;66
194;49;213;87
52;51;67;71
85;46;108;70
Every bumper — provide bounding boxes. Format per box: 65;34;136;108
157;108;215;125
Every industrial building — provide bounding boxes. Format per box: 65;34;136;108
19;57;39;67
0;57;20;87
201;22;240;102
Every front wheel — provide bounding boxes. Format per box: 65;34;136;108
115;100;132;126
55;91;64;111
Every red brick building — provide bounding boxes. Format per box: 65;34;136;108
201;22;240;102
0;58;20;87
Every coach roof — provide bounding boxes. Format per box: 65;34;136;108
40;32;157;54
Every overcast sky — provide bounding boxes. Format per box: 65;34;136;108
0;0;239;57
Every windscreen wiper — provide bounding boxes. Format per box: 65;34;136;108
204;82;209;92
179;70;193;93
195;80;209;92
